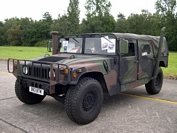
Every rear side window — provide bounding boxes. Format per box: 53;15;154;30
138;40;153;56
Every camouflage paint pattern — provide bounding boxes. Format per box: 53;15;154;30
7;32;168;96
113;33;168;56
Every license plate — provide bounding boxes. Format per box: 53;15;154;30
29;86;44;96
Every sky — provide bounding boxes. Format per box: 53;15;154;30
0;0;157;22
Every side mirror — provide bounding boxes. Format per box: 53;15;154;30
47;40;52;52
119;39;128;54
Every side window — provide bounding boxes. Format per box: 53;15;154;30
122;41;135;57
139;40;152;56
128;43;135;56
142;45;150;56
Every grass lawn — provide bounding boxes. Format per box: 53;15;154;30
162;52;177;79
0;46;50;60
0;46;177;79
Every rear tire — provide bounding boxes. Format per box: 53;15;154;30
15;80;46;104
65;77;103;124
145;67;163;94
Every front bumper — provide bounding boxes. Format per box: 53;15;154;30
20;77;50;94
7;58;71;94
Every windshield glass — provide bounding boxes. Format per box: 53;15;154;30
85;36;116;55
59;35;116;55
59;37;83;53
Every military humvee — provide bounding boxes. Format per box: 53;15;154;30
7;28;168;124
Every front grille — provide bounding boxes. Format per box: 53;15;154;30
28;66;50;80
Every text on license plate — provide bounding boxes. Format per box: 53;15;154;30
29;86;44;96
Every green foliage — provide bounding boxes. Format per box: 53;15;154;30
1;18;21;45
51;14;71;35
125;10;161;35
20;18;33;45
155;0;176;16
0;21;4;46
7;25;21;46
42;11;53;24
102;12;116;32
85;0;111;17
67;0;80;34
23;20;50;46
50;0;80;35
81;0;114;33
165;25;177;51
115;13;127;33
155;0;177;51
0;0;177;51
35;40;48;47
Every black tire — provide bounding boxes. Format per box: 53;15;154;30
145;67;163;94
15;80;46;104
65;77;103;124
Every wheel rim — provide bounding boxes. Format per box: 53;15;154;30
83;91;97;112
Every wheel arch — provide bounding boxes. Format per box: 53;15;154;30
79;72;108;94
159;60;166;67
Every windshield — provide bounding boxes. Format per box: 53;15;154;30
59;38;83;53
59;36;116;55
85;37;116;55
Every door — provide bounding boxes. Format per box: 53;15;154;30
138;40;154;79
119;40;138;84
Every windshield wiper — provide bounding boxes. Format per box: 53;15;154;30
72;38;79;43
100;36;113;44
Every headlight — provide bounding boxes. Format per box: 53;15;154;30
49;70;55;78
60;68;69;75
23;66;28;75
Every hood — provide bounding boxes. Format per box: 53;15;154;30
32;53;114;74
58;54;114;74
35;53;111;63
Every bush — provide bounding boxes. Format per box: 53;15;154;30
35;40;48;47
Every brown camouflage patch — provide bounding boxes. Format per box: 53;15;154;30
104;69;117;91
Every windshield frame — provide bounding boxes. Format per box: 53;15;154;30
58;34;117;55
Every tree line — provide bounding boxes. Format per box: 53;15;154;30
0;0;176;51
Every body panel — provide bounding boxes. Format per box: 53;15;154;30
7;31;168;97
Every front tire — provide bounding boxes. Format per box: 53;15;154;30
15;80;46;104
65;77;103;124
145;67;163;94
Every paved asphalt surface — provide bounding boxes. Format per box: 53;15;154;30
0;60;177;133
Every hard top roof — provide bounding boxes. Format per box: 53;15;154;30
112;33;160;40
61;32;161;41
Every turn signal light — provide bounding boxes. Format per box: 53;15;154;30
64;69;69;75
73;72;77;78
60;68;69;75
13;60;18;67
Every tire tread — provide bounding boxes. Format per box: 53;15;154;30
15;80;45;104
65;77;103;124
